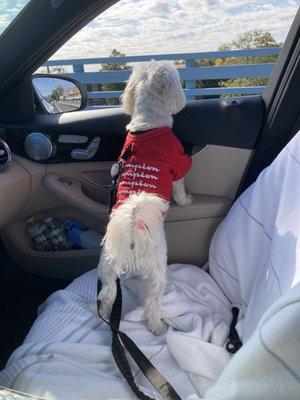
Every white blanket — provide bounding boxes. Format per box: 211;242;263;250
0;132;299;400
0;265;232;399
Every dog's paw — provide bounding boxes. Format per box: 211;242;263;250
97;294;113;318
175;192;193;207
87;301;110;318
98;301;110;318
87;302;98;315
147;319;167;336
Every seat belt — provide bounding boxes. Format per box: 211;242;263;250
98;144;182;400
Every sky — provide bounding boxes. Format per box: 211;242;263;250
0;0;29;34
52;0;299;59
0;0;299;60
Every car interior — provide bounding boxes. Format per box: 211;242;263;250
0;0;299;398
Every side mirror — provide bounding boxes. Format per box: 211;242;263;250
32;74;88;114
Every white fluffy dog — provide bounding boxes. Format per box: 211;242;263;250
98;61;192;335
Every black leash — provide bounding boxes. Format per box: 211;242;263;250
97;279;182;400
108;145;133;212
99;144;182;400
226;307;243;354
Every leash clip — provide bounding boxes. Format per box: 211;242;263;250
111;161;123;178
226;338;242;354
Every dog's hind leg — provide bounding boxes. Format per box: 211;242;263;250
144;259;167;336
97;248;118;318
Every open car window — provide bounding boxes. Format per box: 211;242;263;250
36;0;298;108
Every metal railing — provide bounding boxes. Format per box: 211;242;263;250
43;47;281;105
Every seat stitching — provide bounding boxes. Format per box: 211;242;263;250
209;251;238;282
238;199;272;241
269;258;283;295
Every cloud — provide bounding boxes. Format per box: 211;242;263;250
0;0;29;35
48;0;299;59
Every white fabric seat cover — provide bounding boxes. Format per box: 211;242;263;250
0;132;299;399
202;131;300;399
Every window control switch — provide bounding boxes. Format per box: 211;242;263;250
58;177;73;187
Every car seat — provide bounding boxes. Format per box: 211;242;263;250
203;130;300;399
0;132;299;400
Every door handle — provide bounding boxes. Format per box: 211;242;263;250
71;137;100;160
44;173;108;219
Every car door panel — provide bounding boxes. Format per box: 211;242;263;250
4;96;262;164
43;172;108;221
9;155;111;219
1;157;109;279
1;208;100;279
0;96;263;279
6;128;124;164
0;160;30;227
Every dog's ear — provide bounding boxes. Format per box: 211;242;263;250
151;62;186;114
121;68;140;116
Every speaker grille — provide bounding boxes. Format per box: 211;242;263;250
0;139;11;171
24;132;53;161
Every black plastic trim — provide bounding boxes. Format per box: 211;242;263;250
174;96;264;149
2;96;264;164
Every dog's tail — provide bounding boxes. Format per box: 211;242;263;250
102;192;169;275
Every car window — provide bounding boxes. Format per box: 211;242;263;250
0;0;31;36
38;0;299;107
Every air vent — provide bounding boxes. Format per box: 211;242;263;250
0;139;12;171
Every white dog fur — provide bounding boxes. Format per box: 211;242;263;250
97;61;192;335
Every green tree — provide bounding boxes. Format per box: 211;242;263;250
48;66;67;74
100;49;131;105
231;30;280;49
192;58;219;99
51;86;64;101
215;30;282;90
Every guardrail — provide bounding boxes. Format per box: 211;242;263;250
43;47;281;104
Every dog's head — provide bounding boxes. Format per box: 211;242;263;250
121;60;186;117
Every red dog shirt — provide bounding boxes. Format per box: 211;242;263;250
114;126;192;208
